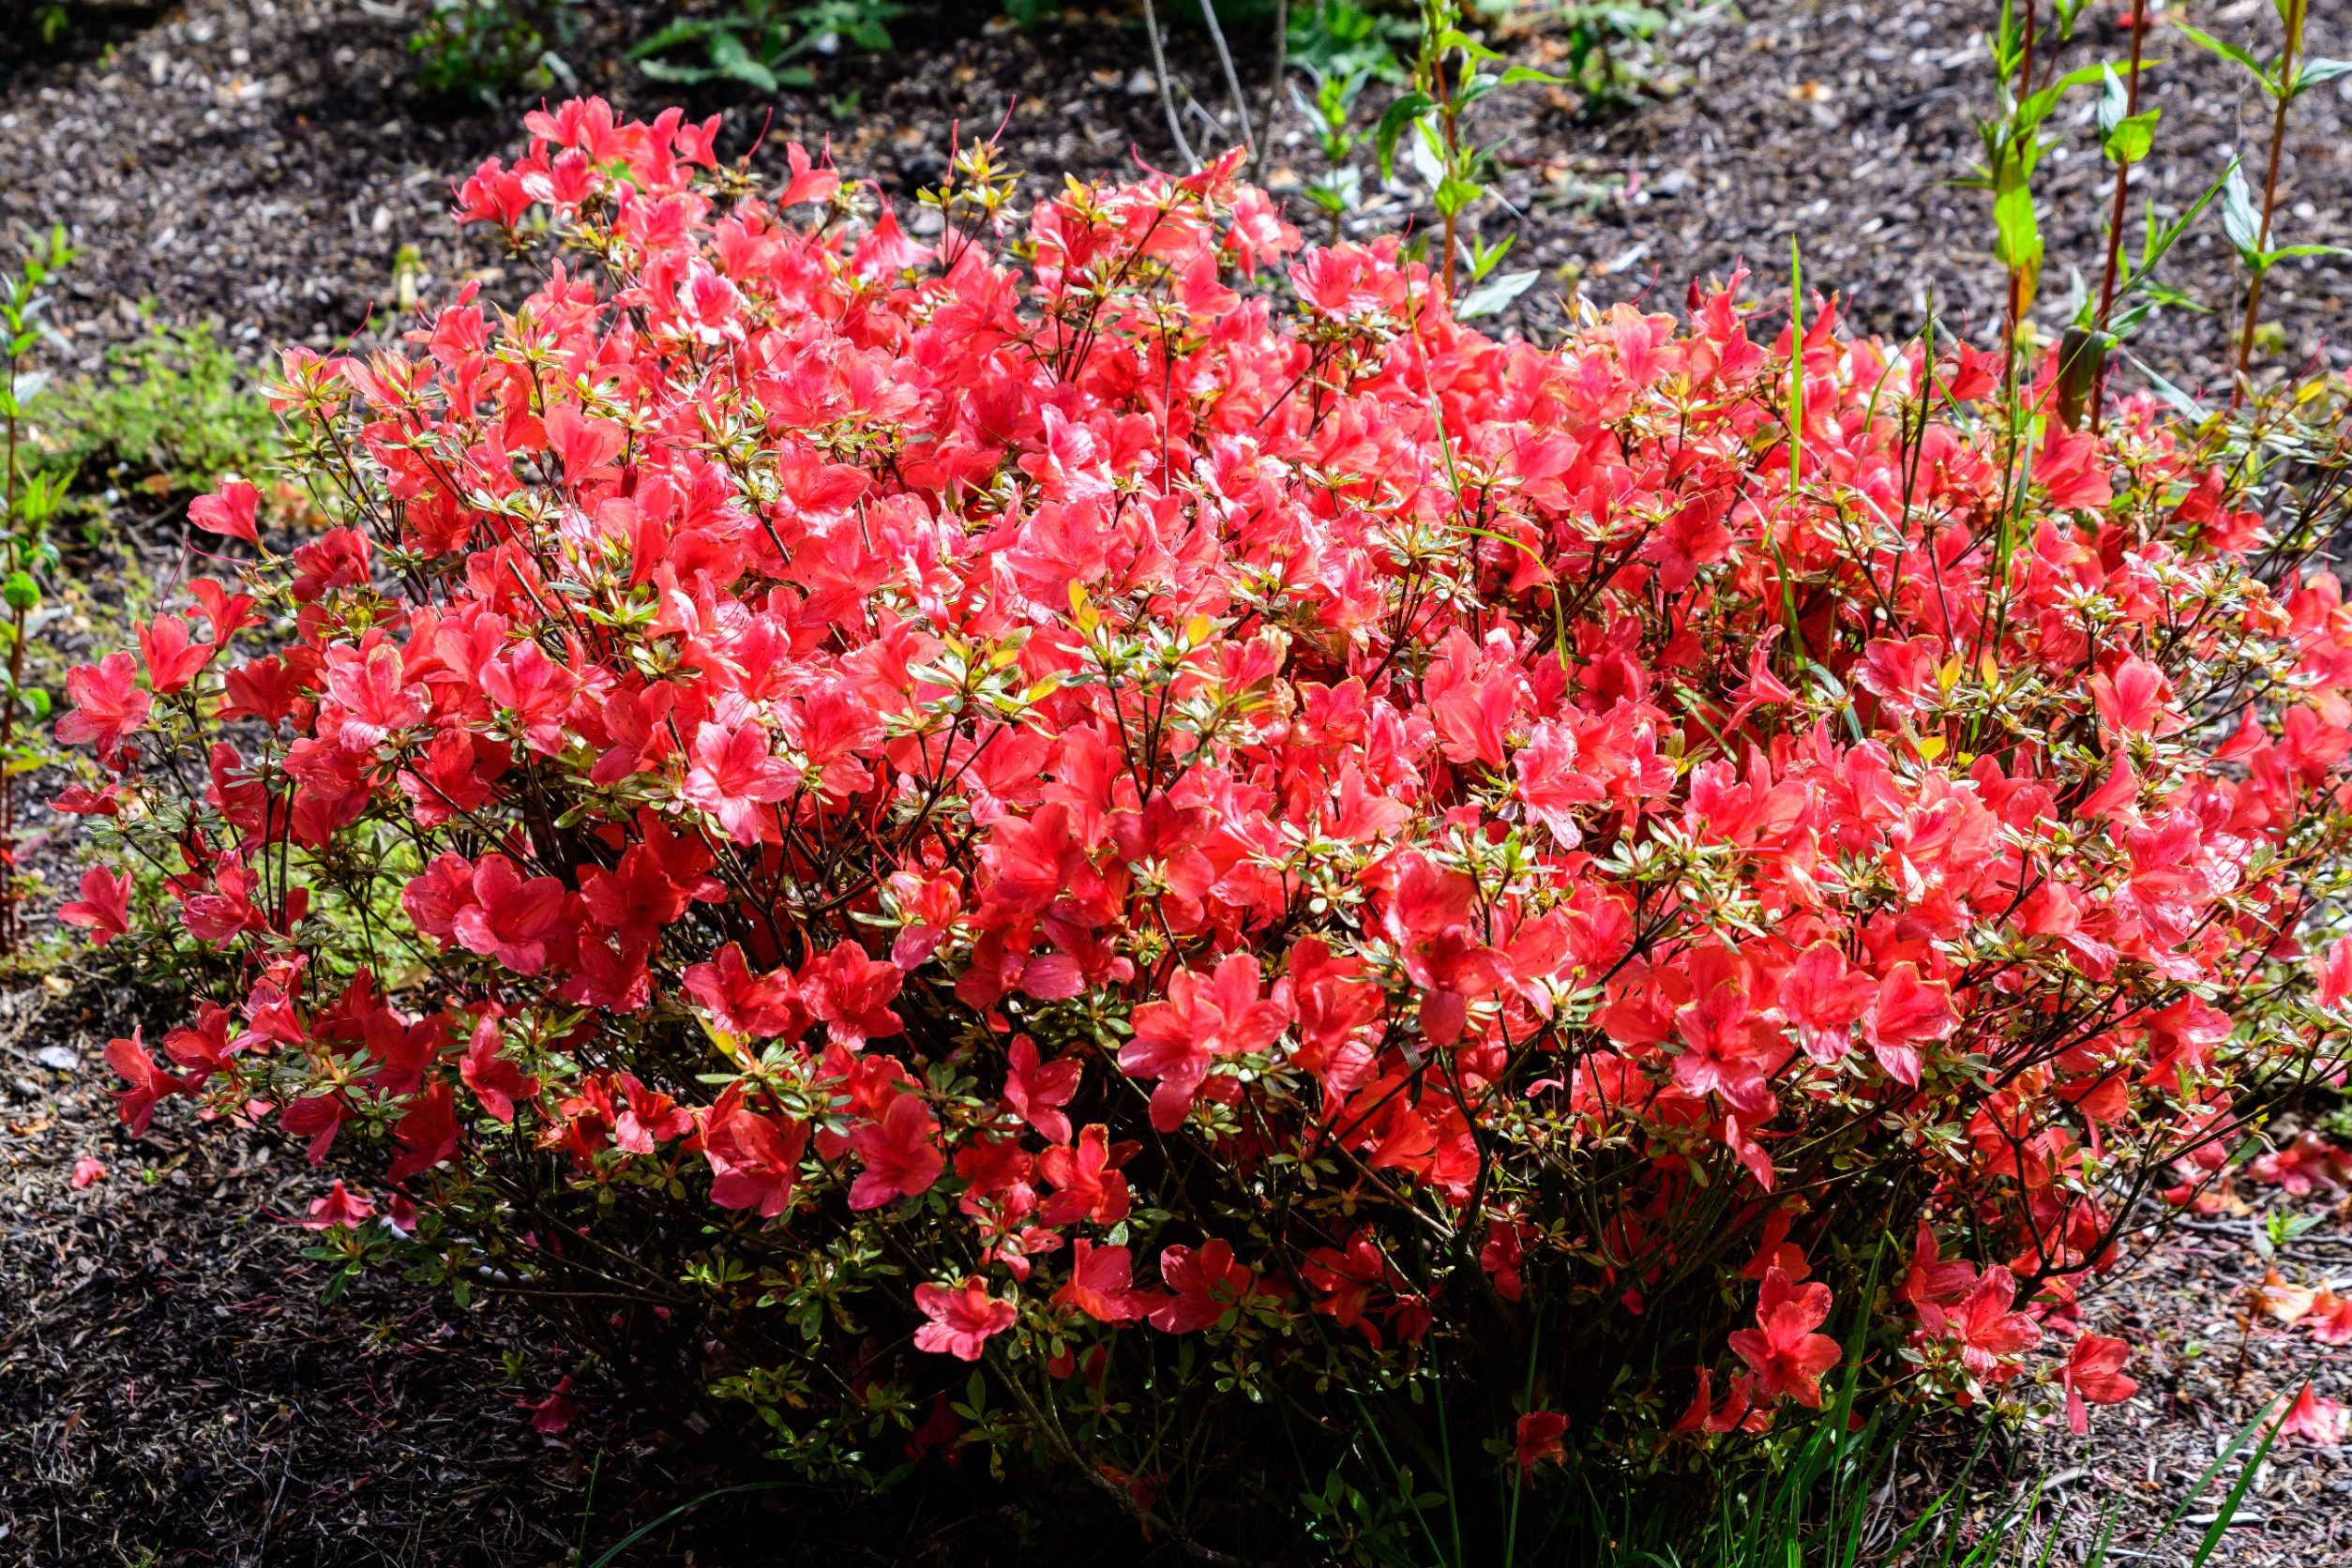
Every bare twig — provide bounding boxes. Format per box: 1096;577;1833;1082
1139;0;1202;173
1256;0;1289;175
1196;0;1257;152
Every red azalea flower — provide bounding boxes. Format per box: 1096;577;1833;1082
1514;1410;1569;1472
1727;1266;1842;1409
913;1277;1017;1361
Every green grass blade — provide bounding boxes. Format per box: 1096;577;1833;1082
585;1481;796;1568
2151;1393;2284;1546
2187;1408;2283;1568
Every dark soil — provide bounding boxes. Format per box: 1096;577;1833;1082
0;1;2345;387
3;2;2351;1564
1;974;1167;1568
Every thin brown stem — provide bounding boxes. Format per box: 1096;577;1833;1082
0;324;17;955
2089;0;2149;433
1436;53;1459;300
2003;0;2038;360
2234;0;2305;404
1256;0;1289;177
2017;0;2035;100
1196;0;1256;153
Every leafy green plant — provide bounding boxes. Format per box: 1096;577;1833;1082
2057;61;2223;432
1556;3;1678;113
1292;67;1370;243
1289;0;1415;83
631;0;902;94
2177;0;2351;395
1375;0;1556;301
1967;0;2103;355
410;0;578;107
0;224;76;956
36;318;277;503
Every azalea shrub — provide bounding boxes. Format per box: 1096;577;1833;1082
55;97;2352;1558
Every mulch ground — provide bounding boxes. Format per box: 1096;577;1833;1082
1881;1168;2352;1568
1;0;2345;383
3;1;2351;1564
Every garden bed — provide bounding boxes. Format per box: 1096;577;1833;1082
4;1;2352;1565
2;1;2346;383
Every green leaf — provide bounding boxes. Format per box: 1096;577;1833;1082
2269;243;2349;261
0;572;38;614
2221;162;2264;263
638;58;721;83
1436;27;1502;60
2124;350;2209;423
2017;61;2107;128
627;18;715;58
1992;182;2043;272
2104;108;2158;164
709;30;782;93
1466;234;1515;282
1374;91;1434;184
2098;67;2159;163
2294;57;2352;96
1432;176;1484;218
2189;1410;2283;1568
1498;66;1565;86
1455;268;1538;319
1407;120;1446;191
2097;62;2127;131
1456;71;1501;111
2174;23;2273;88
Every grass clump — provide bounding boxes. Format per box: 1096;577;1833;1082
37;317;276;501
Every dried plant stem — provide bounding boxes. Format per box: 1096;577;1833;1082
1256;0;1289;176
2234;0;2306;405
1196;0;1256;153
1139;0;1201;173
2089;0;2148;434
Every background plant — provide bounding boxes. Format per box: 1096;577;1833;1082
631;0;904;94
2172;0;2351;398
1288;0;1416;83
1375;0;1556;305
1;224;75;957
35;317;279;505
410;0;579;107
1292;65;1370;243
1553;1;1684;115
